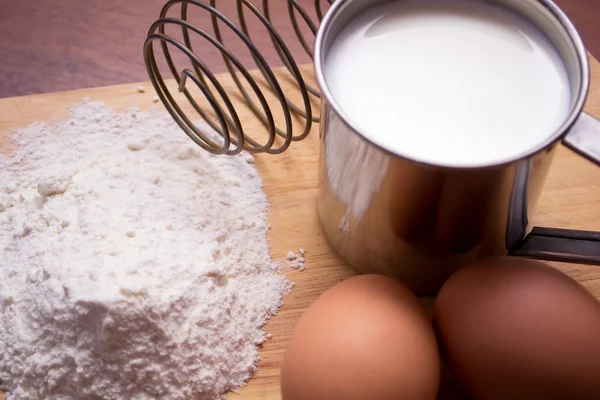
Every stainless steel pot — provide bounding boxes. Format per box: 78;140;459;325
314;0;600;294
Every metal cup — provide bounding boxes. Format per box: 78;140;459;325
314;0;600;294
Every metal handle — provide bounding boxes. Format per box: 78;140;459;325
563;112;600;167
507;124;600;264
512;227;600;264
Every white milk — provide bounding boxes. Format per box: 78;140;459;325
324;0;571;167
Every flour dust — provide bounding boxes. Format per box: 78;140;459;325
0;101;292;400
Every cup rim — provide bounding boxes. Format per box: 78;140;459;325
314;0;591;169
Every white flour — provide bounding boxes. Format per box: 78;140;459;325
286;249;307;271
0;102;291;400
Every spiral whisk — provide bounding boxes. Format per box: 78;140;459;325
144;0;333;155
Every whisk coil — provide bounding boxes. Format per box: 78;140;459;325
144;0;332;155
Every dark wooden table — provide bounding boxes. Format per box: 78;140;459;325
0;0;598;98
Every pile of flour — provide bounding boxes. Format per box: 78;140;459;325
0;101;291;400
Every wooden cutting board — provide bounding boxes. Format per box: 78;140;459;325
1;56;599;399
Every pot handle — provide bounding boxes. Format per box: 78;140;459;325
511;227;600;264
562;112;600;167
507;113;600;264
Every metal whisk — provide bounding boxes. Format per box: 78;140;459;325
144;0;333;155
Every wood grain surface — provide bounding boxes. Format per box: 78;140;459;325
0;0;599;98
1;56;600;399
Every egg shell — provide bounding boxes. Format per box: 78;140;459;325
434;257;600;400
281;274;440;400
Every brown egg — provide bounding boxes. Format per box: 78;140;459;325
434;257;600;400
281;274;440;400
